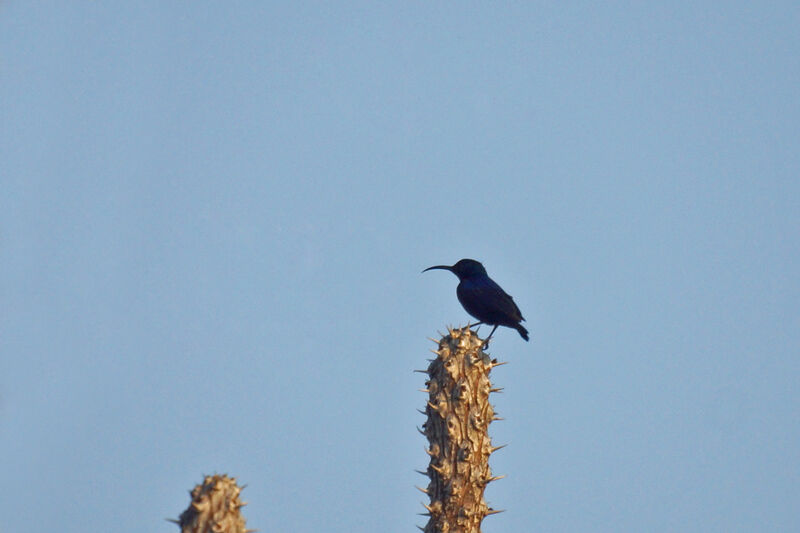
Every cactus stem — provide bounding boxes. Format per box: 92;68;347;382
419;327;504;532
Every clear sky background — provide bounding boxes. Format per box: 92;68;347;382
2;3;798;532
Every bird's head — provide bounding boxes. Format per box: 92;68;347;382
422;258;487;280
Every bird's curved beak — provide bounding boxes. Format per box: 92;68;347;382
422;265;453;273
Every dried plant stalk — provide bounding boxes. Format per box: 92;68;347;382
420;327;504;533
176;474;250;533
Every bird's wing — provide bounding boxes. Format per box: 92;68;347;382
484;278;525;320
495;287;525;322
500;286;525;321
459;279;524;323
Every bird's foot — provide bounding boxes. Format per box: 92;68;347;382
480;325;499;350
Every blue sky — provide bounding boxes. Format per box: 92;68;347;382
2;3;798;532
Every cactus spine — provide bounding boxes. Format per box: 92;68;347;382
177;474;250;533
419;327;504;533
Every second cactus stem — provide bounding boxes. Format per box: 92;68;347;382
177;474;251;533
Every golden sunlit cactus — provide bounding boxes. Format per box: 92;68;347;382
176;474;251;533
418;327;505;533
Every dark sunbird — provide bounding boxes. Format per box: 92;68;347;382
423;259;529;343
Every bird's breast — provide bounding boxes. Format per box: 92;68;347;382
456;279;492;321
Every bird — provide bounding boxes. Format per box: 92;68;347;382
423;258;529;343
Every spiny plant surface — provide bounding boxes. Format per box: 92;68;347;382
419;327;505;533
176;474;251;533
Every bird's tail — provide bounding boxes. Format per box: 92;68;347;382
516;324;530;341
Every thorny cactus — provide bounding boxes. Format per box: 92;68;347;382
418;326;505;533
175;474;251;533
